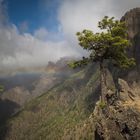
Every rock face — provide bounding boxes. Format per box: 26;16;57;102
94;78;140;140
59;78;140;140
121;8;140;70
121;8;140;39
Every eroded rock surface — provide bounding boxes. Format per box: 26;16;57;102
94;78;140;140
122;8;140;70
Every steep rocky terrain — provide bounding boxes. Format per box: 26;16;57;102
60;78;140;140
0;64;100;140
93;78;140;140
121;8;140;71
121;8;140;39
92;8;140;140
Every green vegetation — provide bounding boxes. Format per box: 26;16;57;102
98;101;106;109
69;16;135;102
0;85;4;93
0;65;100;140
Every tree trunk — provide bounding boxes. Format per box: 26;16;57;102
100;62;106;102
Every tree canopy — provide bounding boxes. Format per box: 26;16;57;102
69;16;135;69
69;16;135;103
0;85;4;93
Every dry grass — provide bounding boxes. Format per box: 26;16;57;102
122;99;140;111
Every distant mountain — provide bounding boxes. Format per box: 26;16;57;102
0;73;40;91
0;57;77;100
0;57;78;125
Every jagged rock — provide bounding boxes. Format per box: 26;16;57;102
94;102;140;139
94;78;140;140
118;79;136;101
121;8;140;70
121;8;140;39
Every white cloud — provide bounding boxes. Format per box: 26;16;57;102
0;1;83;71
58;0;140;41
58;0;111;41
0;0;140;71
34;27;48;41
0;25;82;69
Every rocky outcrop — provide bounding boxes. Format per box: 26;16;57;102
118;79;138;101
60;78;140;140
94;78;140;140
121;8;140;39
94;104;140;140
121;8;140;71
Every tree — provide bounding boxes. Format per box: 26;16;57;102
69;16;135;103
0;85;4;93
0;85;4;102
0;85;4;92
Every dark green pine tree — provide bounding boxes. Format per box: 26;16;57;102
69;16;135;102
0;85;4;93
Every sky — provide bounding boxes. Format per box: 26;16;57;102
7;0;60;33
0;0;140;72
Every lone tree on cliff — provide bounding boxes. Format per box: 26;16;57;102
69;16;135;102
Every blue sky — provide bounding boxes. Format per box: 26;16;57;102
0;0;140;71
6;0;60;33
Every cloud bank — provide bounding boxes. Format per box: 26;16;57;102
58;0;140;40
0;1;82;70
0;0;140;71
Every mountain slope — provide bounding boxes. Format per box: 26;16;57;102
0;64;100;140
0;57;77;125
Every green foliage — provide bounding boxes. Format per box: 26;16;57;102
71;16;135;69
98;101;106;109
0;66;99;140
68;57;90;68
0;85;4;93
